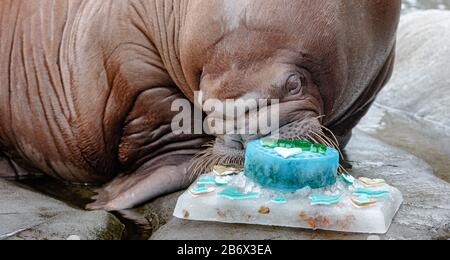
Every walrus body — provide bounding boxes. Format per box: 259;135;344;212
0;0;401;210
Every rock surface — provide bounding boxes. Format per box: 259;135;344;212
0;180;124;240
376;10;450;131
360;10;450;183
151;131;450;240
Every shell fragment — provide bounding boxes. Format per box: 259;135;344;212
213;165;243;176
189;184;216;196
351;195;378;208
359;177;386;187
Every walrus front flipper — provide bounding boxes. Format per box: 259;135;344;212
87;156;191;211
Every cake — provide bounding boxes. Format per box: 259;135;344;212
244;138;339;191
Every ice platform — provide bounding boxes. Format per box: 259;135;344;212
174;172;403;234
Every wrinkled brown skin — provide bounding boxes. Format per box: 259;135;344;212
0;0;401;210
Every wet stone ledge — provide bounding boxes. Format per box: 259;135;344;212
0;179;124;240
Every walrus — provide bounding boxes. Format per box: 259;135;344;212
0;0;401;211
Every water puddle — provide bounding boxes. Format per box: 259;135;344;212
18;177;156;240
358;105;450;184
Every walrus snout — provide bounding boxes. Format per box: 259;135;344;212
197;60;327;170
277;117;323;140
219;135;245;150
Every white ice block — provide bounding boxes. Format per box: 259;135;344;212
174;173;403;234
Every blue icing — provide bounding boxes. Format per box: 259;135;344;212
191;184;209;193
217;187;260;200
309;194;342;205
271;194;288;204
353;195;375;204
340;174;355;185
197;176;216;185
198;176;233;187
244;140;339;191
215;176;232;186
353;188;389;198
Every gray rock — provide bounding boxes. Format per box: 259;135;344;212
376;10;450;131
144;191;184;224
360;10;450;183
0;180;124;240
111;191;183;240
150;131;450;240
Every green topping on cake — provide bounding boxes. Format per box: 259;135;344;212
260;138;327;153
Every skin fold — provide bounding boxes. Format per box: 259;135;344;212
0;0;401;210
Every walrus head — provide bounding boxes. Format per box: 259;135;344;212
187;28;340;177
182;0;401;177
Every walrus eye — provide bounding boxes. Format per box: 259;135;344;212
285;74;305;95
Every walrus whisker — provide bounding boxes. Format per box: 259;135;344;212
321;126;340;147
306;134;317;144
315;115;326;122
315;132;333;147
324;138;346;168
285;131;346;173
306;134;321;145
322;133;346;163
311;132;334;148
323;133;340;152
322;133;340;151
338;165;349;175
307;131;346;175
283;133;346;175
316;134;348;175
305;134;314;143
201;141;215;148
188;145;244;181
314;131;345;161
188;148;217;181
319;132;340;151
